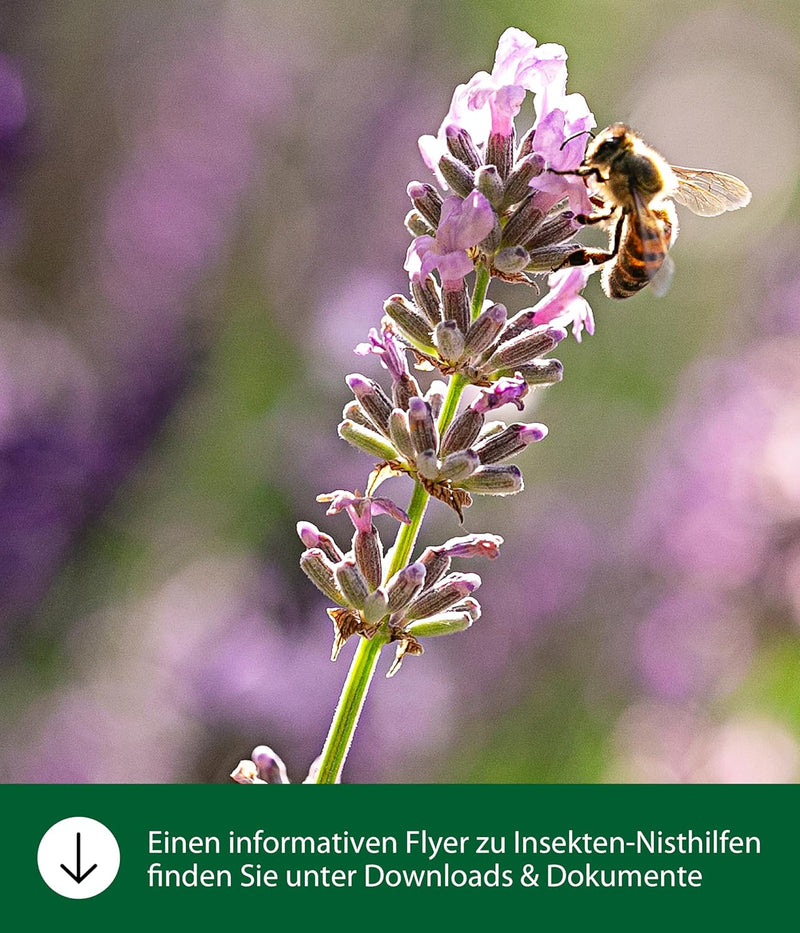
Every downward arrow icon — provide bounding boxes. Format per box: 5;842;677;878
60;832;98;884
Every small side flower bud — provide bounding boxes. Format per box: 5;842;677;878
415;449;441;481
354;526;383;589
511;359;564;385
501;153;545;208
434;320;466;363
459;464;524;495
524;210;578;250
439;534;503;561
300;548;348;606
486;130;514;180
338;419;398;460
440;406;485;457
335;557;370;609
230;760;266;784
407;181;442;228
493;245;531;274
404;209;434;237
410;277;443;326
474;422;548;464
405;609;475;638
342;399;375;430
441;285;470;335
475;164;504;207
386;561;426;612
296;521;343;563
417;546;452;591
392;372;422;412
405;572;482;621
500;195;544;248
408;397;438;454
362;587;389;625
346;374;393;434
383;295;436;352
388;409;416;460
486;326;565;371
463;303;507;357
251;745;290;784
439;448;480;481
438;152;476;198
445;124;481;170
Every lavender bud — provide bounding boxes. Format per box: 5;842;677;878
501;195;545;248
405;572;482;621
386;562;426;612
455;596;482;622
464;303;507;357
354;526;383;589
516;125;536;159
425;381;447;419
442;285;470;335
502;153;545;208
445;124;481;170
438;153;475;198
475;164;504;208
415;449;440;481
486;326;565;371
474;422;548;464
525;244;580;272
410;277;443;326
500;308;537;342
230;761;266;784
513;359;564;385
296;521;343;563
346;374;393;434
407;181;442;228
388;409;416;460
405;209;434;237
338;420;397;460
524;210;578;250
493;245;531;274
440;406;485;457
439;449;481;481
405;609;475;638
486;130;514;179
251;745;290;784
342;399;375;430
418;547;452;591
439;533;504;561
335;557;370;609
392;372;421;412
408;397;437;454
478;219;503;253
434;320;465;362
300;549;348;605
362;587;389;625
459;464;524;495
383;295;436;351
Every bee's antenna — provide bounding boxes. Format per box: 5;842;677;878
560;129;594;151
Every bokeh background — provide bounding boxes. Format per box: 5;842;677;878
2;0;799;783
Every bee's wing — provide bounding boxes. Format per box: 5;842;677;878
649;252;674;297
670;166;752;217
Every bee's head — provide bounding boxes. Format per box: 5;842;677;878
586;123;634;166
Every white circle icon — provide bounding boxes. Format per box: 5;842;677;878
37;816;120;899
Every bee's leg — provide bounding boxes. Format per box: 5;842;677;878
549;166;607;184
574;206;616;225
556;247;615;270
556;213;624;270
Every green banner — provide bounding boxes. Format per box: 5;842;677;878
4;785;795;928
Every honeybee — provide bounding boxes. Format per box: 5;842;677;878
558;123;751;299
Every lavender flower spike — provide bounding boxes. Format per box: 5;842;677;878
247;23;693;784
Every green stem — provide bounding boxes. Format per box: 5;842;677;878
313;268;491;784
